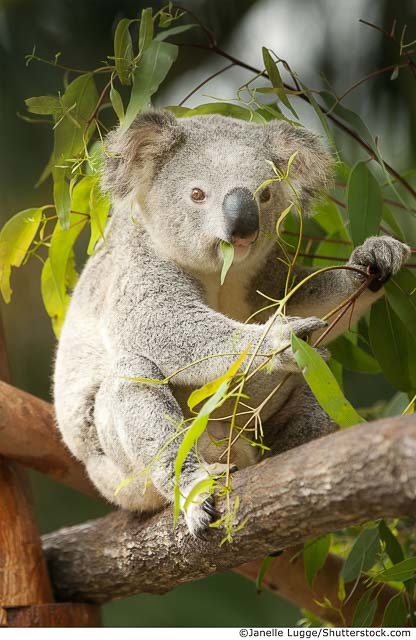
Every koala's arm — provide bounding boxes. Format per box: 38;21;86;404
285;236;410;344
103;259;324;388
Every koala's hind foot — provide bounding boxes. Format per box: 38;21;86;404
89;357;235;536
180;462;239;538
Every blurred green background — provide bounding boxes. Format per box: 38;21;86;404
0;0;414;627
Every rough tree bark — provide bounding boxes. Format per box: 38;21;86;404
43;416;416;603
0;379;407;625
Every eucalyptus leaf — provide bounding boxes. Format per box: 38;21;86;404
382;593;408;627
379;521;404;565
176;102;266;123
137;7;154;58
262;48;298;118
347;162;382;247
303;535;331;587
174;381;229;525
25;95;62;116
291;335;364;428
341;526;380;583
256;556;275;594
155;24;197;41
41;213;88;335
352;590;378;627
330;334;381;374
110;84;124;123
114;18;134;85
220;241;234;285
183;477;216;512
370;298;416;392
187;347;248;411
313;197;350;239
382;205;404;241
0;208;43;303
319;91;376;151
52;73;98;227
123;40;178;130
385;270;416;343
88;183;110;254
374;556;416;583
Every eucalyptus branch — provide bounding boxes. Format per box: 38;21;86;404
173;35;416;201
179;62;235;106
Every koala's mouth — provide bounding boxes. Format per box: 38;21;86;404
215;230;259;264
232;230;259;248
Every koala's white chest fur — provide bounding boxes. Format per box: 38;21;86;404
198;270;252;322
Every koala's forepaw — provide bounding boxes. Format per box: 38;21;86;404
350;236;411;292
268;316;329;372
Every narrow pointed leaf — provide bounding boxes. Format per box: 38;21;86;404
304;535;331;586
385;269;416;343
347;162;382;247
110;85;124;123
341;526;380;582
382;594;408;627
0;208;43;302
352;590;378;627
123;40;178;131
291;334;364;428
137;8;154;58
187;347;249;411
220;241;234;285
375;557;416;583
41;214;88;335
370;298;416;392
174;381;229;524
114;18;134;85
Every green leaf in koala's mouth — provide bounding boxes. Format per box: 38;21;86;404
219;241;234;285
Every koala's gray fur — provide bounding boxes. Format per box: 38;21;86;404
54;111;410;536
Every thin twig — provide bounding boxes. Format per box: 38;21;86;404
337;64;407;103
174;40;416;201
179;63;235;106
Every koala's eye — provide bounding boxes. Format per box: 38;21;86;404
260;186;271;203
191;188;206;202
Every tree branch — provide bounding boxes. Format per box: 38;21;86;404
0;381;97;498
42;415;416;605
0;380;407;621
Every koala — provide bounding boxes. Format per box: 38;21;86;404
54;110;410;536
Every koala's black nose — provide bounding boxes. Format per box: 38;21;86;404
222;187;259;245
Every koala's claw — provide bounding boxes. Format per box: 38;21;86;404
202;496;220;519
350;236;410;292
184;496;219;538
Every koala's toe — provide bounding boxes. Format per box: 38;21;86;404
202;495;220;519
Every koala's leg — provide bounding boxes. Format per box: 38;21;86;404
286;237;410;344
92;356;228;536
264;382;338;456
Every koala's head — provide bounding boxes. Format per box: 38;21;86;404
103;110;332;274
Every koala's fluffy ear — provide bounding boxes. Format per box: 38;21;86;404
102;110;184;199
265;120;333;211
